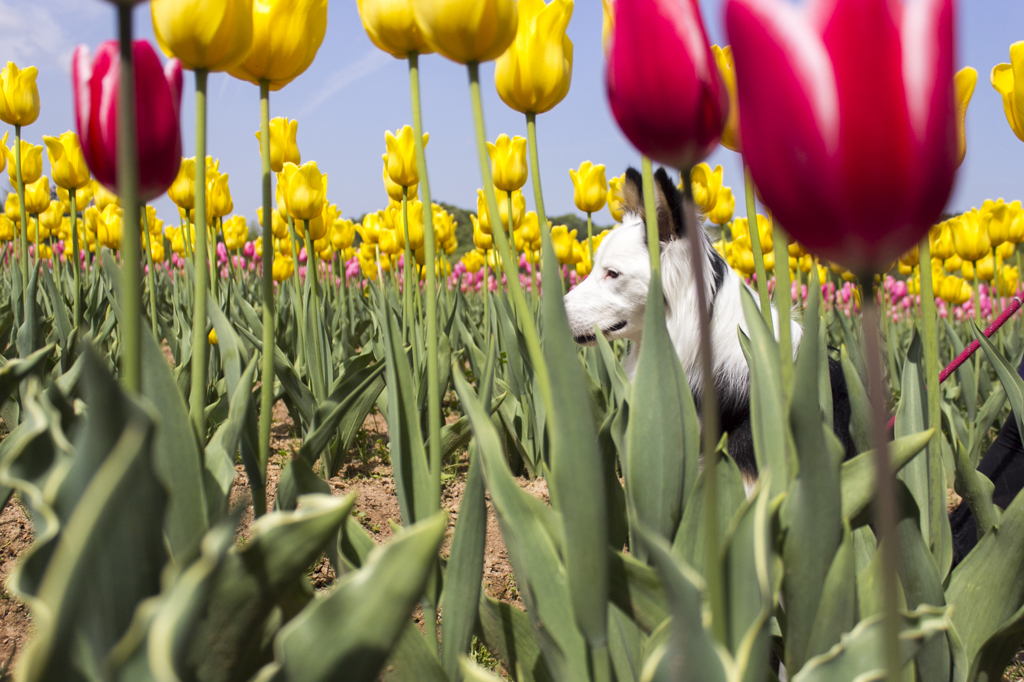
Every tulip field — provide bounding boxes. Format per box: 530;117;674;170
6;0;1024;681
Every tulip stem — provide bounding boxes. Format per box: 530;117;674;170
917;236;943;566
303;221;326;403
258;79;274;509
142;207;158;336
408;51;442;517
190;67;210;436
858;272;902;682
116;4;142;394
525;113;551;304
468;62;551;413
587;211;593;261
14;125;27;285
772;220;793;391
680;167;726;646
743;163;772;328
70;193;82;328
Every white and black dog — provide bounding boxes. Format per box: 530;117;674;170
564;167;856;480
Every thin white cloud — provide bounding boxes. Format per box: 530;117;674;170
298;49;394;117
0;0;103;72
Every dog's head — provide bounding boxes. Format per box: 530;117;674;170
564;167;693;345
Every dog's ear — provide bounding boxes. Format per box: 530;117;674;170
653;168;685;242
619;166;681;243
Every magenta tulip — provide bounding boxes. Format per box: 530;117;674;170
73;40;183;203
726;0;957;272
605;0;728;170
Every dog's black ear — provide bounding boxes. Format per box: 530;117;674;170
619;167;644;219
653;168;685;243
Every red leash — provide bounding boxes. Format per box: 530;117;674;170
885;296;1023;432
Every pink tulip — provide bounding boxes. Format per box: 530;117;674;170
726;0;957;272
606;0;728;169
73;40;183;203
243;241;255;258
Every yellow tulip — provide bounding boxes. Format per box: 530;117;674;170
276;235;294;257
385;200;424;249
950;211;990;262
5;193;20;224
385;126;427;188
433;204;456;242
477;188;525;233
928;221;955;261
690;163;722;212
357;0;433;58
991;42;1024;143
273;254;295;281
961;259;974;280
471;215;493;251
207;173;234;219
712;45;740;153
24;176;49;215
379;223;405;256
707;187;735;226
953;66;976;168
223;215;249;250
939;275;972;305
520;211;540;245
1003;265;1019;294
897;260;914;277
331;218;357;251
410;0;518;64
898;244;919;270
1006;201;1024;244
789;241;807;258
94;181;119;210
982;198;1016;247
209;328;219;346
302;201;336;242
550;224;577;264
97;204;124;251
259;206;289;240
0;63;40;127
976;252;995;282
462;249;486;273
256;117;300;173
43;132;90;190
997;240;1016;261
152;0;254;72
732;214;773;253
358;213;382;245
230;0;328;91
0;215;13;242
494;0;573;115
607;173;626;222
570;161;607;213
281;161;325;221
4;139;42;186
38;200;62;236
487;134;528;192
58;181;95;211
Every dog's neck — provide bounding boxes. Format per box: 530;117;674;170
625;232;801;409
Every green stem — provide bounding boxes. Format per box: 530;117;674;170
258;80;274;511
858;273;901;682
679;167;725;645
917;237;943;565
142;207;158;335
117;4;142;393
772;221;793;392
409;53;442;515
743;163;772;328
526;112;557;301
70;192;82;327
14;125;27;284
190;68;210;435
467;62;551;412
303;221;326;402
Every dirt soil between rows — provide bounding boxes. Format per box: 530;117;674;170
0;399;545;678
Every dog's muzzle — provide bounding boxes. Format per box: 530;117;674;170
574;320;627;345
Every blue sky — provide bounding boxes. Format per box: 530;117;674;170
3;0;1024;233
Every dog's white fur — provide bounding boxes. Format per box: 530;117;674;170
564;214;801;393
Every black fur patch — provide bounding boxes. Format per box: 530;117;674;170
653;168;685;241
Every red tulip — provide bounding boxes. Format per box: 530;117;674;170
726;0;957;272
73;40;183;203
605;0;728;170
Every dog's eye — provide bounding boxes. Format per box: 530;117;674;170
606;269;620;280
